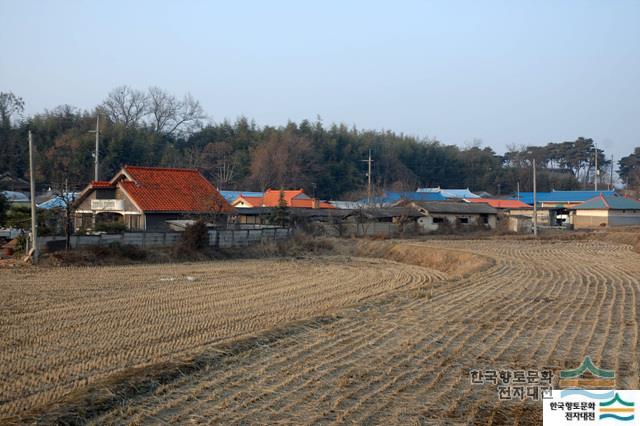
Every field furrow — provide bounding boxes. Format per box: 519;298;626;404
3;239;639;425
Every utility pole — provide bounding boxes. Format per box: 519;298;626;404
28;130;39;263
89;114;100;181
594;143;598;191
361;149;373;207
516;181;520;200
610;155;614;190
533;158;538;238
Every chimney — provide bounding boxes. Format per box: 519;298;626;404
312;198;320;209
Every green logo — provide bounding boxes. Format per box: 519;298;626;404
559;356;615;389
599;393;635;421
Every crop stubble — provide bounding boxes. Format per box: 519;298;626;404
2;240;639;425
92;240;640;425
0;256;443;419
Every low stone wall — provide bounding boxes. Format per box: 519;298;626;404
39;228;292;251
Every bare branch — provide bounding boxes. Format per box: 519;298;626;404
148;86;180;133
165;93;206;136
100;86;149;128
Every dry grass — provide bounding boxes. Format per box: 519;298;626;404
349;239;494;277
88;240;638;425
0;256;445;421
2;237;639;424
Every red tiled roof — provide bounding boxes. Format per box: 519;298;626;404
233;196;264;207
262;189;306;206
465;198;531;209
91;180;115;188
118;166;233;213
288;199;335;208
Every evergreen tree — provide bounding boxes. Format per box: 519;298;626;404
269;190;290;227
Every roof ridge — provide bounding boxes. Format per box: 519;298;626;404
124;165;201;173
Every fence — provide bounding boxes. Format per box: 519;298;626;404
38;228;292;251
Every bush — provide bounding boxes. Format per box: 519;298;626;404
0;192;8;226
94;221;127;233
175;220;209;256
50;243;148;265
15;233;27;253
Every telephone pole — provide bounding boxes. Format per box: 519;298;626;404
594;143;598;191
362;149;373;206
610;155;614;190
89;114;100;181
28;130;39;263
532;158;538;238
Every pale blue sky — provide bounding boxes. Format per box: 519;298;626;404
1;1;639;159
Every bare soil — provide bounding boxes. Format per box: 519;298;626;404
2;237;639;425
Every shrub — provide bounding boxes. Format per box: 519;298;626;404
94;221;127;234
0;192;8;226
176;220;209;254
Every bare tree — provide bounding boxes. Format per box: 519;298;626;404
201;142;235;188
248;131;316;190
148;86;180;133
167;93;206;135
100;85;149;128
148;87;206;135
0;92;25;127
50;179;77;250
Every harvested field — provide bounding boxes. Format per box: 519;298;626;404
3;239;640;424
0;257;444;420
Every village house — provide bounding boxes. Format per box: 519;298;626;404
0;172;30;192
463;198;531;210
513;190;617;226
464;198;533;232
73;166;233;231
401;200;498;232
1;190;30;206
232;189;335;209
357;191;446;206
569;195;640;229
219;190;264;205
416;187;480;199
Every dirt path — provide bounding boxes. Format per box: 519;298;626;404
0;257;445;419
88;240;640;425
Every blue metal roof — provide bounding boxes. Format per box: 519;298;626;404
219;190;264;203
1;190;29;202
37;192;79;209
357;191;446;205
574;195;640;210
514;190;617;205
385;191;447;202
416;188;480;199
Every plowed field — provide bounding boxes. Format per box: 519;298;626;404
0;257;444;420
2;240;639;425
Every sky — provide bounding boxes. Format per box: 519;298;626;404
1;0;639;159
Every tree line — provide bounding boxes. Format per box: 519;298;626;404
1;88;639;200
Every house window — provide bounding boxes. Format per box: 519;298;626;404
432;217;444;224
458;217;469;224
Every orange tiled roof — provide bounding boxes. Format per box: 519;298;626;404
262;189;305;206
233;195;264;207
465;198;531;209
234;189;335;208
117;166;233;213
288;198;335;208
